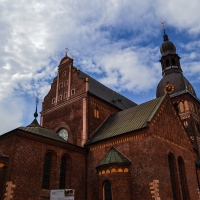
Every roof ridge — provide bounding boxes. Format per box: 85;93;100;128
145;94;167;123
86;95;168;145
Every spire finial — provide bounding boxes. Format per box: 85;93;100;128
161;21;166;34
161;21;169;42
65;48;68;56
34;96;39;119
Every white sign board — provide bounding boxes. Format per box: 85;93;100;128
50;189;75;200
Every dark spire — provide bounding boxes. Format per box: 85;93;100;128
27;96;40;127
163;32;169;42
161;21;169;42
34;96;39;119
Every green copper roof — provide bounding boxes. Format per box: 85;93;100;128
86;95;166;145
18;119;66;143
98;146;131;166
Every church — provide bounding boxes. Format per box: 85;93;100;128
0;31;200;200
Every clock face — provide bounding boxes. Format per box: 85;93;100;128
164;84;175;94
58;129;68;141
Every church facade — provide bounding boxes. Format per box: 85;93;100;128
0;32;200;200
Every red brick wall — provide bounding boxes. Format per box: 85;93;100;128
0;132;87;200
88;95;120;137
86;97;199;199
42;98;84;146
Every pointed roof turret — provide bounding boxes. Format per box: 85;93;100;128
27;96;40;127
97;146;131;166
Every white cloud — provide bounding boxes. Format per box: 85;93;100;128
0;0;200;133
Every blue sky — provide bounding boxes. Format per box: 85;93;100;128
0;0;200;133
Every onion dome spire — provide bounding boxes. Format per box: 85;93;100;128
160;22;176;56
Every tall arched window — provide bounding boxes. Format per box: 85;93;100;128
171;58;176;66
178;157;190;200
103;181;112;200
59;157;67;189
168;153;181;199
166;59;170;67
42;153;51;189
179;102;185;113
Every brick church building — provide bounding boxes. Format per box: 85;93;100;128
1;31;200;199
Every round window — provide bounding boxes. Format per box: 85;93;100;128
58;129;68;141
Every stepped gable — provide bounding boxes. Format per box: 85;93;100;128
86;95;166;145
78;70;137;110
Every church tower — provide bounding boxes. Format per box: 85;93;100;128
156;30;200;154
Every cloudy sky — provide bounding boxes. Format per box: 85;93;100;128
1;0;200;133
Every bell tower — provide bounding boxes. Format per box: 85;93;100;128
156;26;200;154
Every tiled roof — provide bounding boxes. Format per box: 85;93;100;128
18;119;66;143
98;146;131;166
86;95;166;145
77;70;137;110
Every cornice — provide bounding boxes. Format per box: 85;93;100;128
41;92;87;115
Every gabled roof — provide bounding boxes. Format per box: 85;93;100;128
86;95;166;145
18;119;66;143
97;146;131;166
77;70;137;110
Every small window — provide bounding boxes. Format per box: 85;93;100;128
103;181;112;200
52;98;56;104
64;93;68;99
62;71;66;77
183;120;188;127
171;58;176;65
60;82;63;89
94;107;100;119
71;89;75;95
59;95;62;101
166;59;170;67
64;80;68;86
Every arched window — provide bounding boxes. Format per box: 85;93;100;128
171;58;176;66
174;103;179;113
168;153;181;199
179;102;185;113
166;59;170;67
103;181;112;200
178;157;190;200
59;157;67;189
42;153;51;189
184;100;189;111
